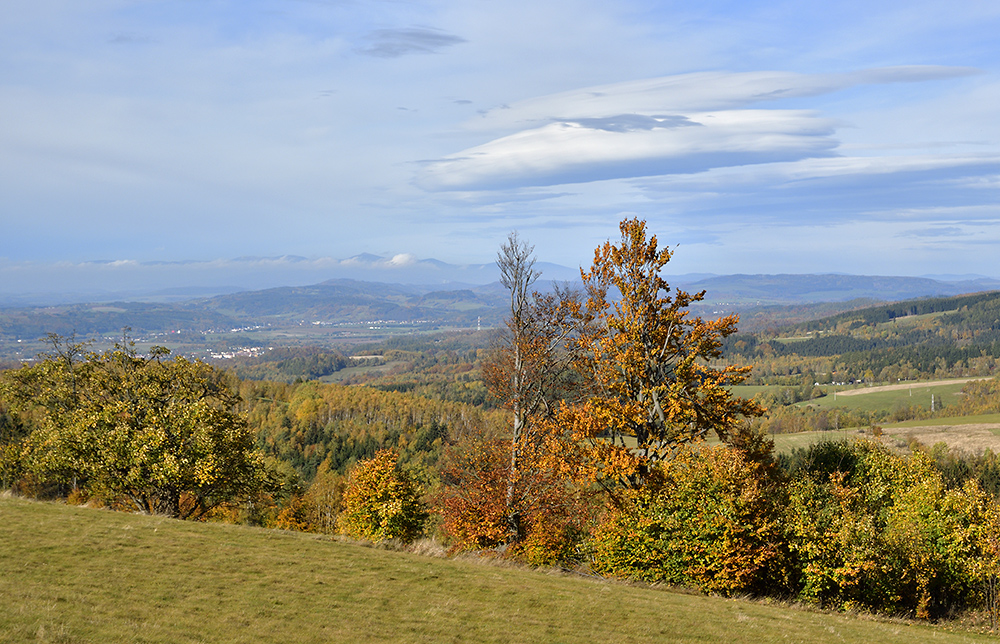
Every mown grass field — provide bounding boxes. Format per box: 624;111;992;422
757;415;1000;456
732;378;984;415
890;413;1000;429
800;381;970;414
1;496;996;644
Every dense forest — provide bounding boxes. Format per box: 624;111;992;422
721;291;1000;386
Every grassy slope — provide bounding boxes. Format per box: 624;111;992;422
1;497;994;644
758;416;1000;456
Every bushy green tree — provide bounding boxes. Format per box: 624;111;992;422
1;335;269;518
786;440;989;617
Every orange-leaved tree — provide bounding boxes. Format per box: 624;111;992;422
575;218;762;485
436;416;594;564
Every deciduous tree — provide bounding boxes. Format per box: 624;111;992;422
1;334;269;518
588;435;792;595
337;449;426;543
576;218;762;484
483;231;581;541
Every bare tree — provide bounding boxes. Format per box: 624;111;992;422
485;232;580;541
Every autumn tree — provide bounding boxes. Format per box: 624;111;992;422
482;231;581;541
576;218;761;484
1;334;270;518
785;440;990;617
589;437;792;595
436;420;593;564
337;449;426;543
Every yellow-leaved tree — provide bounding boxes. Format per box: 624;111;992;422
337;449;426;543
0;333;270;518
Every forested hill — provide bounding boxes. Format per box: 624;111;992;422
0;302;238;339
201;279;508;326
0;279;511;341
239;378;502;482
724;290;1000;380
788;291;1000;333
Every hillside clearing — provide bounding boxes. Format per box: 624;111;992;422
834;377;990;397
1;496;995;643
876;423;1000;453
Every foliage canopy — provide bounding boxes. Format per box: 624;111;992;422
337;448;426;543
1;334;269;518
576;218;762;481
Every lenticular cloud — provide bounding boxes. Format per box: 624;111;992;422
418;109;837;191
416;66;977;192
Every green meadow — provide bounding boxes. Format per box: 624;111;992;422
732;379;984;415
2;496;995;644
801;382;970;414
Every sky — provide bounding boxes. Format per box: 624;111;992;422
2;0;1000;297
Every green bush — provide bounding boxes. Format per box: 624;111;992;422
588;439;792;596
786;440;988;617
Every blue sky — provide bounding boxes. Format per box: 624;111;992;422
2;0;1000;294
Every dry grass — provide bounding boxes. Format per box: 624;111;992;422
877;423;1000;453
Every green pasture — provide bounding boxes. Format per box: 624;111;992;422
729;384;779;398
770;334;819;343
706;428;861;454
318;360;404;383
1;496;994;643
799;381;970;414
877;310;947;329
767;429;858;454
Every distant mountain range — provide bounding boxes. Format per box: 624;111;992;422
0;254;578;306
683;273;1000;306
4;251;997;309
2;272;1000;343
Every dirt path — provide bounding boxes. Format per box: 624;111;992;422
835;377;990;397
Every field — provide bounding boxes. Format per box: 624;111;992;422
732;378;990;415
804;379;986;414
2;496;995;644
760;415;1000;456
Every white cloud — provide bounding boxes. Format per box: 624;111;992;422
463;67;977;133
417;66;978;192
419;109;837;191
640;154;1000;191
388;253;419;267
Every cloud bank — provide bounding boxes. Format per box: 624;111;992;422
420;110;838;190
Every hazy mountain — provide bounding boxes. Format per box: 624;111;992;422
686;274;1000;306
3;273;999;346
200;279;509;326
